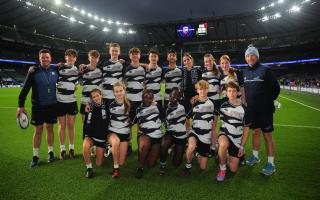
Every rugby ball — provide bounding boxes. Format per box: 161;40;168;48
17;112;29;129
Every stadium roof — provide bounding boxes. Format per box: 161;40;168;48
0;0;319;45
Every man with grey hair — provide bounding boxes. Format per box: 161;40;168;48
243;44;280;176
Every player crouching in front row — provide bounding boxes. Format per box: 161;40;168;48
216;81;250;182
183;80;215;176
134;89;163;179
82;88;108;178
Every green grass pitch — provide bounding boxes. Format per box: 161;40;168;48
0;88;319;200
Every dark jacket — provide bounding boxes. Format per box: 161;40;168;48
243;62;280;115
18;65;58;107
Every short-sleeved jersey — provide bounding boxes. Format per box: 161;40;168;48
188;98;215;144
165;103;187;139
134;104;163;139
215;99;249;147
123;64;145;102
145;66;163;101
202;70;220;101
56;65;79;103
81;66;103;104
163;66;183;101
100;59;125;100
108;100;131;135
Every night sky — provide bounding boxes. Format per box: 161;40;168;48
73;0;266;24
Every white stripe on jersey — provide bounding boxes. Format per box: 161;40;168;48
56;66;78;103
219;102;246;147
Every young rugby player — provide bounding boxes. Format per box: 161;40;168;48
145;50;163;119
219;55;245;103
123;47;146;156
82;88;108;178
56;49;79;160
80;50;103;123
107;82;131;178
216;81;250;182
134;89;163;179
159;87;187;175
183;80;215;176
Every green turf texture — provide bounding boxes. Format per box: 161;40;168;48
0;88;319;200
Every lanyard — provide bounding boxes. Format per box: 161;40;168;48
40;66;52;94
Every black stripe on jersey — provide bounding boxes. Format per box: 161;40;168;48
57;88;75;95
102;84;114;90
192;127;211;136
58;75;78;82
82;91;91;97
83;79;102;85
126;88;144;94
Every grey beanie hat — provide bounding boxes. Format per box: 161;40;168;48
245;44;259;58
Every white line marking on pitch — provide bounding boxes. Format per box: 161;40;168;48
279;95;320;112
274;124;320;129
0;106;17;109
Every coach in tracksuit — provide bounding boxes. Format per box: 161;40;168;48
243;45;280;176
17;49;58;168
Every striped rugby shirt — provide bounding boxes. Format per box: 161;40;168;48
188;98;215;144
56;64;79;103
215;99;249;147
123;64;145;102
100;59;125;100
81;66;102;104
145;66;163;101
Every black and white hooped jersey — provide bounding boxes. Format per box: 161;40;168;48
108;101;131;135
215;100;249;148
56;65;79;103
188;99;215;144
220;70;244;99
166;103;187;139
202;70;220;101
124;65;145;102
163;67;183;101
134;104;163;138
145;66;163;101
101;60;125;100
81;67;102;104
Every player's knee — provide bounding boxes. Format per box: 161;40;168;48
59;122;66;129
110;137;120;146
82;141;91;150
218;139;228;149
